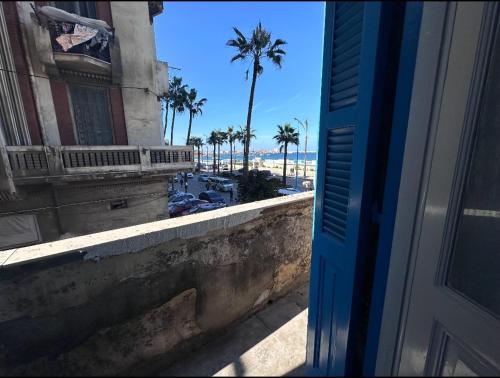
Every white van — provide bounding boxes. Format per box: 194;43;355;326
209;177;234;192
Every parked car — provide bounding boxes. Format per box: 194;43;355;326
168;188;180;198
169;192;195;204
168;199;208;217
222;164;229;171
208;177;234;192
198;173;210;182
199;190;226;204
185;202;226;215
277;187;301;196
186;172;194;179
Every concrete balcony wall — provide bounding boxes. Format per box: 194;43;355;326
0;192;313;376
2;145;194;187
110;2;164;146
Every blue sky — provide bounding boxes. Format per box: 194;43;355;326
154;1;324;151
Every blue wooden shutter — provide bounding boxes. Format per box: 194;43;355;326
306;2;395;375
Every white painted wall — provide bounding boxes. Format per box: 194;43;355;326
16;1;61;146
110;2;164;146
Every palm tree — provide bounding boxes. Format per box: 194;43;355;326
234;126;245;169
161;95;170;145
208;131;218;174
240;127;256;147
227;22;287;176
273;123;299;186
294;118;309;178
189;136;204;171
240;127;256;167
215;130;228;175
185;88;207;145
169;76;188;146
227;126;235;175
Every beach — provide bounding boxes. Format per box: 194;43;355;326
196;152;318;180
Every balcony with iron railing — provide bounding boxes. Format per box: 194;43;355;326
45;18;112;76
1;145;194;186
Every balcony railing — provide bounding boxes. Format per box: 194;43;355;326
3;145;193;183
47;20;111;63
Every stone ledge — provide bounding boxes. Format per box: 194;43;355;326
0;192;314;268
0;189;313;375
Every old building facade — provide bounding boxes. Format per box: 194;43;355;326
0;1;193;249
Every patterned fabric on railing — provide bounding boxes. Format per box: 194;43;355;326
47;20;111;63
61;150;140;168
8;150;48;173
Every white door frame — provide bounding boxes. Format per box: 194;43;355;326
374;1;497;375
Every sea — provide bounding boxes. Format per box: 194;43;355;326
200;151;318;165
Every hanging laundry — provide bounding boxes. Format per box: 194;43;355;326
55;23;98;52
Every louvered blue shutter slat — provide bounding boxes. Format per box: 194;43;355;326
307;2;398;375
329;2;363;111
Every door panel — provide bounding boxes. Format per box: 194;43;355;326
398;2;500;376
69;85;114;146
306;2;402;375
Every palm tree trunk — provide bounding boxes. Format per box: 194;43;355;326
217;143;221;174
197;146;201;171
170;108;176;146
282;143;288;186
243;60;259;176
164;100;169;144
186;111;193;145
229;139;233;175
212;145;216;174
183;113;194;189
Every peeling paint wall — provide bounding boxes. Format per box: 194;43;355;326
0;193;313;376
110;2;164;146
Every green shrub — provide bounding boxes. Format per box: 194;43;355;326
235;171;284;203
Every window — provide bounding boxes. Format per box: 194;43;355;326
54;1;97;19
0;214;41;249
69;84;114;145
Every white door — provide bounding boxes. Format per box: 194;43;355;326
391;2;500;376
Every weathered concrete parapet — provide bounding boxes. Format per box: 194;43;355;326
0;192;314;376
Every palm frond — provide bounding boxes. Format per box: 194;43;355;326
233;27;246;42
231;53;247;63
270;54;283;68
272;39;287;48
272;48;286;55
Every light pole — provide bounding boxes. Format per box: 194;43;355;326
293;118;309;179
295;134;299;190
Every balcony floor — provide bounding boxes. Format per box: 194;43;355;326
158;282;309;377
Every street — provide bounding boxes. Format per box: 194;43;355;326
169;172;240;206
169;171;314;207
